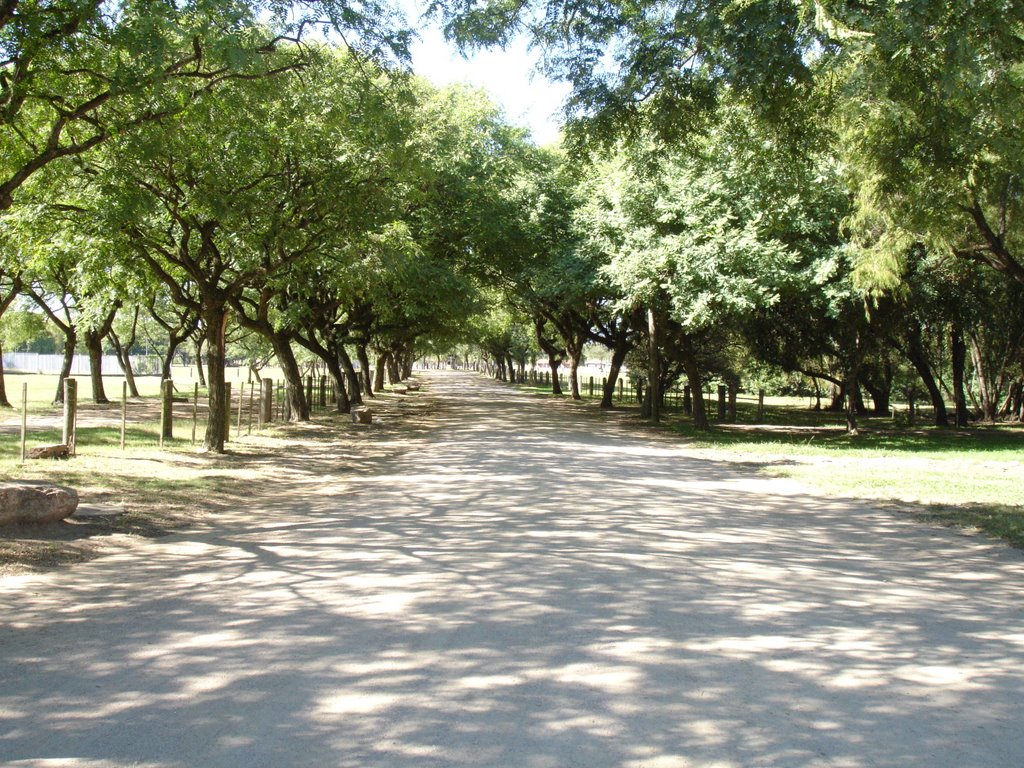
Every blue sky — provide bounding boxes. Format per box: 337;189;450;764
401;1;571;146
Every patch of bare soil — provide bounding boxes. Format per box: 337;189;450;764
0;386;441;576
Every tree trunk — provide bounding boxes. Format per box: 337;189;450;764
160;336;188;382
568;354;581;399
386;352;400;384
845;373;860;436
84;329;109;404
647;308;661;423
827;383;845;412
194;335;207;387
0;275;20;408
270;333;309;422
53;330;77;405
860;364;891;416
968;334;999;422
952;325;970;427
338;345;362;406
904;324;949;427
0;340;9;408
374;354;387;392
324;353;350;413
680;336;707;430
109;331;140;398
202;305;229;453
600;342;630;409
549;355;563;395
357;344;374;396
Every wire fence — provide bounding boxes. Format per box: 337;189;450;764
5;373;368;462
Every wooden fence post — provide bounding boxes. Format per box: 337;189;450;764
62;378;77;455
121;381;127;450
248;382;254;435
192;383;199;445
717;384;727;421
20;382;27;464
261;379;273;425
757;389;765;421
236;382;244;437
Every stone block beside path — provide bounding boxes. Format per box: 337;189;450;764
352;407;372;425
0;483;79;526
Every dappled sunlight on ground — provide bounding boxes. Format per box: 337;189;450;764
2;372;1024;767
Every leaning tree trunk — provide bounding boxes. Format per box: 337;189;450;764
109;331;141;397
160;332;189;382
201;305;229;453
320;351;350;413
338;345;362;406
905;327;949;426
600;341;631;409
269;333;309;422
356;343;374;396
194;336;207;387
53;330;77;405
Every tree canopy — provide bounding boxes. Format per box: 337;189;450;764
2;0;1022;442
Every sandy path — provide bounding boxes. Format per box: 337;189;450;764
2;371;1023;768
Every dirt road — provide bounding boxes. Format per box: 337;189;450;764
2;371;1023;767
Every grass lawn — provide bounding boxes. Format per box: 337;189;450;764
518;379;1024;548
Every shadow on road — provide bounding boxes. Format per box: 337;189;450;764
2;371;1023;767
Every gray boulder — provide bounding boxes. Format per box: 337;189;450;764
0;483;79;526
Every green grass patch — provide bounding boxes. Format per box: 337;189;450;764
543;384;1024;548
912;504;1024;549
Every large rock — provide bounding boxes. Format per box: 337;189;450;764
0;483;79;526
351;407;373;425
28;444;69;460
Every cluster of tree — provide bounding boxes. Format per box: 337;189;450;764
444;0;1024;433
3;0;1022;449
0;0;548;451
